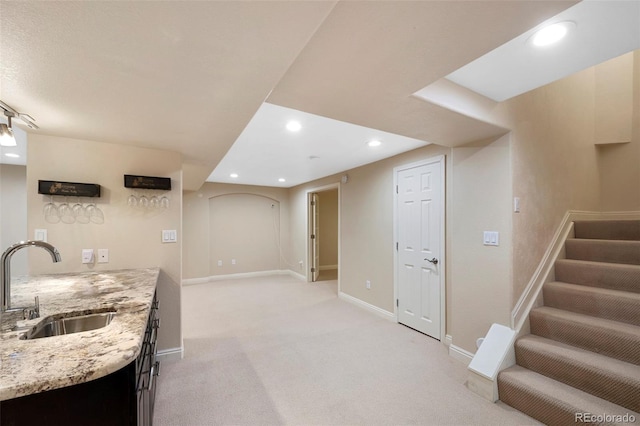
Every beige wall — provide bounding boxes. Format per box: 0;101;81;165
502;51;640;306
179;51;640;357
182;182;291;279
318;188;338;268
450;135;512;351
289;146;453;313
0;164;28;276
26;135;182;352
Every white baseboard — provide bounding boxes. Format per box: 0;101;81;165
319;265;338;271
288;270;307;281
444;334;453;347
182;270;294;286
156;346;183;362
449;344;474;366
338;291;396;321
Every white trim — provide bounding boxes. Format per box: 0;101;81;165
182;270;294;286
510;212;574;330
338;291;396;321
305;183;341;292
156;346;183;362
288;270;306;281
393;155;446;341
444;334;453;347
449;344;474;366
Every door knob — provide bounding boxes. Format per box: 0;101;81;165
425;257;438;265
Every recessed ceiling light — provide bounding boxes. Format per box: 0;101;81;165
4;153;19;158
230;173;239;178
278;178;286;183
367;140;382;147
530;21;575;47
286;121;301;132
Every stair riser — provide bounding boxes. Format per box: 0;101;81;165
498;378;588;425
529;310;640;366
515;345;640;412
565;240;640;265
543;285;640;326
554;260;640;293
574;220;640;240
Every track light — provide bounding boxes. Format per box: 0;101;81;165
0;113;16;147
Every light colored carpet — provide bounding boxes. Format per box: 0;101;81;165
154;275;538;425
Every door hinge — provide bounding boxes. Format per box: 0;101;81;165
311;267;316;273
396;299;399;307
396;242;398;251
310;234;316;239
311;200;316;206
396;185;398;194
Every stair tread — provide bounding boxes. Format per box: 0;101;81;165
565;239;640;265
532;306;640;334
544;281;640;326
574;220;640;240
547;280;640;300
499;365;640;419
530;306;640;365
516;334;640;411
554;259;640;293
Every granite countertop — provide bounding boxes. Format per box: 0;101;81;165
0;268;159;401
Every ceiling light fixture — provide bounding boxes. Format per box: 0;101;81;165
367;140;382;147
0;99;40;147
4;153;20;158
530;21;575;47
286;121;302;132
278;178;286;183
229;173;239;178
0;122;15;147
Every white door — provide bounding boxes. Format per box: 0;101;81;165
396;158;443;339
310;192;320;282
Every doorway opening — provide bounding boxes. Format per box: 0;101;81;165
307;184;340;286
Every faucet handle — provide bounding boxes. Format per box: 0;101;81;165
28;296;40;320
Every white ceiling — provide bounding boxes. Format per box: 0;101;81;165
445;0;640;102
6;1;634;190
208;102;429;187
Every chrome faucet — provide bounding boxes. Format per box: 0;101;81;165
1;240;62;319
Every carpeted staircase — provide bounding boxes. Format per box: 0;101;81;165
498;220;640;424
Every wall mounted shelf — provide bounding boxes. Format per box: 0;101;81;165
38;180;101;198
124;175;171;191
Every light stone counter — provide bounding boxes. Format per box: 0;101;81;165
0;268;159;401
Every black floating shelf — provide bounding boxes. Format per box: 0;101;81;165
38;180;101;198
124;174;171;191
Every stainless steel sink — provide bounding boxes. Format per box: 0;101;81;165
19;311;116;340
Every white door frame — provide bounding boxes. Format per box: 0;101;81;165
306;183;341;289
393;155;446;340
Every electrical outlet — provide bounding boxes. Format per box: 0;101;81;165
34;229;47;242
98;249;109;263
231;259;236;265
217;260;223;267
366;280;371;289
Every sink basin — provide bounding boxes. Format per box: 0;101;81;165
20;311;116;340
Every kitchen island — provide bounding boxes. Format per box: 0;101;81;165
0;268;159;425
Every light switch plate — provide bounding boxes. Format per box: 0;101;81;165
98;249;109;263
82;249;94;264
483;231;500;246
162;230;177;243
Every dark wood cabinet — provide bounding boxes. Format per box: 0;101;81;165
0;294;160;426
